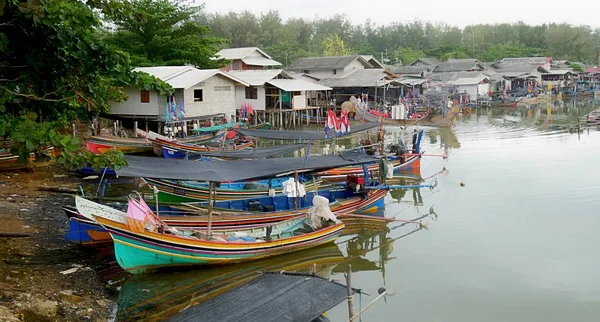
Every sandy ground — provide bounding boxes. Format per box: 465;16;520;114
0;167;117;321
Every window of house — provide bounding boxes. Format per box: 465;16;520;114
333;69;337;75
194;89;203;102
233;62;240;70
245;87;258;99
140;90;150;103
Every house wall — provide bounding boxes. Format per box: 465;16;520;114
343;59;366;73
304;70;337;79
235;85;266;111
222;59;261;71
477;83;490;97
183;75;238;121
108;88;161;116
456;84;479;99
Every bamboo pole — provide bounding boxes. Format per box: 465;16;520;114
346;264;356;321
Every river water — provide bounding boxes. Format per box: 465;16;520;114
111;99;600;322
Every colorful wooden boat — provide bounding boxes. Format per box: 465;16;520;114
76;196;345;274
0;149;35;171
316;154;421;179
63;189;386;244
144;177;330;203
151;137;254;157
86;136;153;154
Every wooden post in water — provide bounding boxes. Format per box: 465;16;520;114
206;182;214;238
345;264;356;321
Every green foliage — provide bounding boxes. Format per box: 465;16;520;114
396;47;426;65
478;44;546;62
0;0;159;169
0;113;127;170
203;11;600;65
322;34;351;56
103;0;228;68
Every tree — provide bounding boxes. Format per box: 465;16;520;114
322;34;351;56
396;47;426;65
0;0;169;166
103;0;228;68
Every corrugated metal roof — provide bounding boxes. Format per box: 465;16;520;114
241;57;282;66
493;64;548;74
448;76;489;85
215;47;273;60
226;70;287;86
430;71;488;83
499;57;552;64
267;79;332;91
409;58;440;66
545;69;575;75
433;59;483;73
287;56;371;70
318;69;396;88
134;66;249;89
397;78;427;86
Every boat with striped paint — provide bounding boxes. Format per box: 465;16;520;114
76;196;345;274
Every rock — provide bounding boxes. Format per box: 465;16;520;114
95;299;110;308
6;197;14;201
10;194;19;197
0;305;20;321
19;209;29;212
23;298;58;321
60;292;83;304
60;267;79;275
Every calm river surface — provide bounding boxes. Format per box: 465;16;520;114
113;99;600;322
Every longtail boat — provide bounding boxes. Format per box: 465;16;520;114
76;196;345;274
315;153;421;179
143;177;329;203
152;138;254;158
86;136;153;154
63;189;386;244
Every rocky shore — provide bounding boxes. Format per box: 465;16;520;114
0;168;117;321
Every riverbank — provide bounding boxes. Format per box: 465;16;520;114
0;167;114;321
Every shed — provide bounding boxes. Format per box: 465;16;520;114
287;56;374;79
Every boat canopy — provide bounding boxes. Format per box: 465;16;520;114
164;272;354;322
235;122;381;141
199;143;307;159
117;151;379;182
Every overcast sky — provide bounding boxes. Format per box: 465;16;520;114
204;0;600;29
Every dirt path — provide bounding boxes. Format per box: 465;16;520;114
0;167;117;321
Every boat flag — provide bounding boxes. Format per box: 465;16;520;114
165;96;171;121
340;110;350;134
170;95;178;121
179;99;185;120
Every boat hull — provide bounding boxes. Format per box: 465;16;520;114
64;190;386;244
98;218;344;274
317;154;420;179
85;140;152;154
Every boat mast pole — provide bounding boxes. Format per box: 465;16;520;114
294;170;299;210
206;181;214;238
